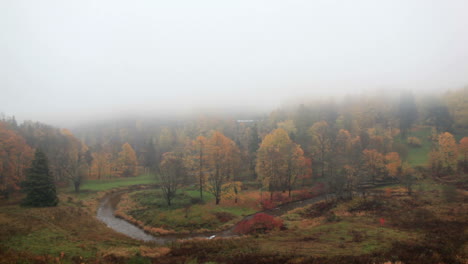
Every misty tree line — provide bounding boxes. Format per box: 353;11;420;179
0;88;467;201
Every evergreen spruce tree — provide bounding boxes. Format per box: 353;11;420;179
22;150;58;207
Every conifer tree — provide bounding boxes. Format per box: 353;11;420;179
22;150;58;207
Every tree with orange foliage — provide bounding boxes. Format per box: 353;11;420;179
256;128;309;199
362;149;386;184
285;147;311;197
385;152;402;178
205;131;240;205
429;132;458;176
0;122;33;198
91;151;112;180
117;143;138;177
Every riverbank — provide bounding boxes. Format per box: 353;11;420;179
1;179;466;263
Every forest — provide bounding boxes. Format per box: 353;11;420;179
0;88;467;263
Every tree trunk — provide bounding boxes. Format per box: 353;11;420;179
199;177;203;199
74;181;80;193
215;197;220;205
321;162;325;178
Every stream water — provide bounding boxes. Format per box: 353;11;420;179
96;190;330;244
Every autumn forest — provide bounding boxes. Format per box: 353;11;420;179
2;1;468;263
0;88;467;263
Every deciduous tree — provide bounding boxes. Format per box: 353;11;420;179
159;152;187;206
429;132;458;176
309;121;331;178
117;142;138;177
0;123;33;198
91;151;112;180
256;128;309;199
362;149;386;184
60;129;89;193
385;152;402;178
187;136;208;199
205;131;240;205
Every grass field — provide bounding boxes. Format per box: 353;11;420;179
395;126;433;167
119;187;259;233
164;182;467;263
255;183;467;262
1;171;466;263
71;173;157;192
0;199;154;263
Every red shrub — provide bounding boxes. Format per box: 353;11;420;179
260;198;275;210
234;213;284;234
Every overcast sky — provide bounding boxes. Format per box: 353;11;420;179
1;0;468;125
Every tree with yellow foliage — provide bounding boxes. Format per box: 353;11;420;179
205;131;240;205
256;128;309;200
91;151;112;180
117;142;138;177
429;132;458;177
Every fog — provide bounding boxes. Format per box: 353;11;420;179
1;0;468;125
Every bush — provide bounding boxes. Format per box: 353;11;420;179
407;137;422;147
234;213;284;234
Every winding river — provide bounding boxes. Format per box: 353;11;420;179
96;189;331;244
